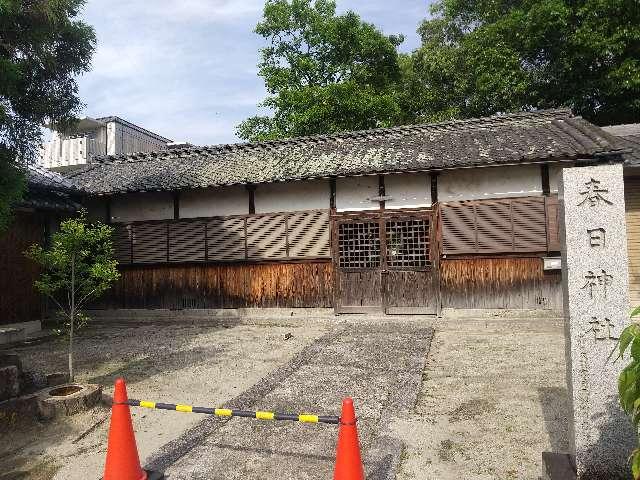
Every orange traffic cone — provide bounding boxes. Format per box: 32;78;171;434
103;378;148;480
333;397;365;480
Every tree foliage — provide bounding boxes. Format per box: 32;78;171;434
0;0;95;230
236;0;405;141
614;306;640;479
402;0;640;126
26;213;119;381
240;0;639;141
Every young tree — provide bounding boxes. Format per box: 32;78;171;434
0;0;95;231
403;0;640;126
237;0;405;141
26;213;120;382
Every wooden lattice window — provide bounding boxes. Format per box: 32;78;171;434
338;222;381;268
386;219;430;268
116;209;331;264
246;214;287;259
440;196;554;255
288;210;331;258
206;217;246;261
169;220;205;262
113;224;132;264
132;223;167;264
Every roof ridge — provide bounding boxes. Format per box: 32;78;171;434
90;108;572;166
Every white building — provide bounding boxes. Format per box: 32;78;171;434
39;116;172;169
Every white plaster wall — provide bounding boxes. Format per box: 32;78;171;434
336;175;380;211
549;164;563;193
385;172;431;209
255;180;329;213
180;186;248;218
110;192;174;222
106;122;117;155
439;164;543;202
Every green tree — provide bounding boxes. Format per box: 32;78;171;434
0;0;95;230
237;0;405;141
26;213;120;382
403;0;640;126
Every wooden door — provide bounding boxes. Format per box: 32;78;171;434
383;215;438;314
333;211;438;315
334;218;384;313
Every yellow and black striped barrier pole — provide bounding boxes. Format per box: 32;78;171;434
122;399;341;425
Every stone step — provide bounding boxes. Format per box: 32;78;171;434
0;327;25;345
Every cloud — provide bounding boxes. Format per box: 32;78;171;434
76;0;430;146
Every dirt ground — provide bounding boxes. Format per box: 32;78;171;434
0;312;568;479
1;320;331;479
391;313;568;480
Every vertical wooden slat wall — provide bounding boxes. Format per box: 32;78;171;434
625;177;640;307
96;262;334;309
0;211;46;324
437;196;562;310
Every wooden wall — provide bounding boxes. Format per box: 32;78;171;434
0;211;45;324
625;176;640;306
94;261;334;310
440;257;562;309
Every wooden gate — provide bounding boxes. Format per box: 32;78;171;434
333;210;438;314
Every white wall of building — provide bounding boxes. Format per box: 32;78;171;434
111;192;174;222
255;180;329;213
180;186;248;218
39;118;168;168
111;121;168;155
336;175;379;211
385;172;431;209
549;165;562;193
439;164;543;202
92;165;558;223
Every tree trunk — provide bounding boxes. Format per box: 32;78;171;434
69;254;75;383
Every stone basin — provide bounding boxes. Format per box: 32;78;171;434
36;383;102;419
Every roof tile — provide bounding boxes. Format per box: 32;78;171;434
66;109;630;195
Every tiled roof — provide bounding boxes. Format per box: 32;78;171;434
27;164;80;193
20;190;81;212
20;164;81;211
66;109;629;195
601;124;640;165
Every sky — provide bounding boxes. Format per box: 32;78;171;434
75;0;431;146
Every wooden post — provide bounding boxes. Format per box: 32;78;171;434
173;191;180;219
541;164;550;196
247;185;256;214
430;172;438;204
378;175;386;210
330;177;337;211
105;197;112;224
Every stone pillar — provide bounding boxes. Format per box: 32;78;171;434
560;162;636;478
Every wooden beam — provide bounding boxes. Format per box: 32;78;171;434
247;185;256;214
105;197;112;224
173;191;180;220
378;175;386;210
430;173;438;204
541;164;550;196
329;177;336;210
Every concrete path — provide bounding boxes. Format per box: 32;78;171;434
146;322;434;479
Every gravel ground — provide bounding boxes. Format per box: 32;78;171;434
0;312;568;480
391;314;569;480
1;320;331;479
